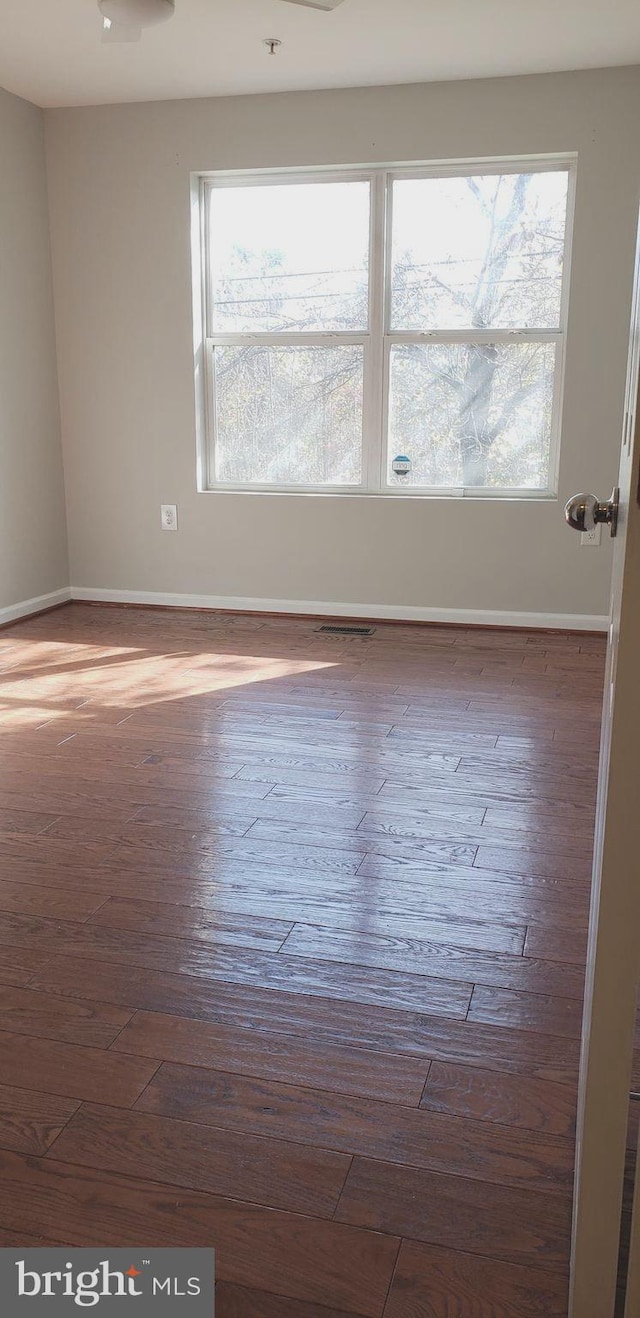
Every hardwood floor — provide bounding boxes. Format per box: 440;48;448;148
0;603;606;1315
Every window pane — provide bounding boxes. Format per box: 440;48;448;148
213;344;363;485
391;172;569;331
387;340;556;489
209;181;370;333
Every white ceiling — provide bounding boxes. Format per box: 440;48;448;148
0;0;638;109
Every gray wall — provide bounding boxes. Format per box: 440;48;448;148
0;85;68;615
44;68;640;624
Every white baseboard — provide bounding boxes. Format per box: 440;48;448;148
0;588;71;627
69;587;609;632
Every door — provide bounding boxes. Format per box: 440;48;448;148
568;214;640;1318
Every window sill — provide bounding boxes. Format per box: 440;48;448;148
198;486;559;502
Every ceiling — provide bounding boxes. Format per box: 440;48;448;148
0;0;638;109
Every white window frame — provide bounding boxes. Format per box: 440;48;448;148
193;156;577;499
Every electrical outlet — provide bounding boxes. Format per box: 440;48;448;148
161;504;178;531
581;525;601;546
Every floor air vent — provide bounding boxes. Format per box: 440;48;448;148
315;624;375;636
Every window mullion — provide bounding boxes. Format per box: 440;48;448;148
361;171;387;492
202;181;213;340
204;339;216;488
207;333;368;348
385;328;562;345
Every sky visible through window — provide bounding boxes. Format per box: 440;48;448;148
209;181;370;333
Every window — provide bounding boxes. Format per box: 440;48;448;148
197;161;573;496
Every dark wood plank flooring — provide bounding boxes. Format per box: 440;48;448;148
0;603;606;1315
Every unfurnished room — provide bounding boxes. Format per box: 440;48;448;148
0;3;639;1316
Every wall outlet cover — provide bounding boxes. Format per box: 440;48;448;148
581;525;601;546
161;504;178;531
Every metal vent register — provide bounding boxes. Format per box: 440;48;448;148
315;625;375;636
